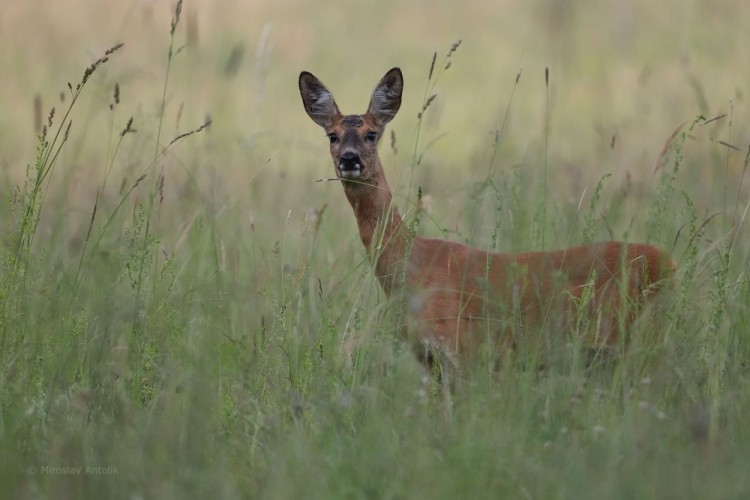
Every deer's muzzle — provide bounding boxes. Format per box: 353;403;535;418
337;152;362;178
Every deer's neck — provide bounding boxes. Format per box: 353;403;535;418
342;172;408;295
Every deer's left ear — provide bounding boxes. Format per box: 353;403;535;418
367;67;403;126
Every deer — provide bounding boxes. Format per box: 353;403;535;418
298;67;675;375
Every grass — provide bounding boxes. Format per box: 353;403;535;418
1;0;750;498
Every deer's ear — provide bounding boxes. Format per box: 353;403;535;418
299;71;341;129
367;67;403;126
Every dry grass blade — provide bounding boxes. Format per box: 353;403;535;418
77;43;125;91
428;52;437;80
167;118;212;147
417;94;437;118
120;117;135;137
652;121;687;179
716;140;741;151
700;114;727;126
171;0;183;36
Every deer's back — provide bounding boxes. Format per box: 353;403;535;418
404;238;674;356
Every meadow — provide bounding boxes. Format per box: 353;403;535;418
1;0;749;498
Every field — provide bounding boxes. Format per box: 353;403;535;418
1;0;749;498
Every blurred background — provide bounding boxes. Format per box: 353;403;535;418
3;3;749;497
0;0;747;248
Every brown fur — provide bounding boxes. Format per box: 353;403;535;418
299;67;675;369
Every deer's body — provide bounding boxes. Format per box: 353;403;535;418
299;67;674;368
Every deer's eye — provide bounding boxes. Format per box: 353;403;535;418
327;133;339;144
365;131;378;142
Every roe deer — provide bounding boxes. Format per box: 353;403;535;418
299;67;675;372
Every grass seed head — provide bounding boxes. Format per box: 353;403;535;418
447;39;462;57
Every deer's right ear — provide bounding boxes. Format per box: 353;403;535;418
299;71;341;129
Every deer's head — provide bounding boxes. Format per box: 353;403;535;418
299;68;403;186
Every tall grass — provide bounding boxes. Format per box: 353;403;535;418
1;2;750;499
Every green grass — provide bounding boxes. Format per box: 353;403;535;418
1;0;750;498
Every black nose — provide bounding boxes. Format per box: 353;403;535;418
339;152;361;171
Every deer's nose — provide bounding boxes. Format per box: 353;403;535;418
338;152;362;177
340;152;360;167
